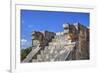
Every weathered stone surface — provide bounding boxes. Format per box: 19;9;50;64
22;22;89;62
68;23;89;60
32;30;55;47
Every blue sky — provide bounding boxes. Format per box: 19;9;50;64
20;9;89;49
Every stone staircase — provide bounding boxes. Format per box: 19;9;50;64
32;35;76;62
22;45;41;62
22;23;90;62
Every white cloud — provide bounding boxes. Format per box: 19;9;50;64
21;38;27;45
28;25;33;28
21;38;31;49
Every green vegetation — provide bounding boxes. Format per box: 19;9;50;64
21;47;32;61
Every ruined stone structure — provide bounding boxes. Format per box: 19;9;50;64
22;22;89;62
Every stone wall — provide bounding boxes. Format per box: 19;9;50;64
78;24;89;59
22;22;90;62
67;23;90;60
31;23;90;61
32;30;56;47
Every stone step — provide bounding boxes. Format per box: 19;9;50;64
52;39;57;42
54;35;66;40
35;46;74;62
32;59;37;62
40;50;44;55
47;45;51;50
22;45;41;62
52;40;71;45
45;54;50;61
49;42;62;46
44;47;50;52
32;34;76;62
37;55;42;61
45;46;48;49
54;35;60;38
53;48;72;61
40;50;44;58
49;48;54;54
52;38;63;42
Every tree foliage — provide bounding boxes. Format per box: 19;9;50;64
21;47;32;61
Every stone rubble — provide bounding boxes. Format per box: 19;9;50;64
22;22;89;62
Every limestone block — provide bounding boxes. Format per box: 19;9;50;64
32;59;37;62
